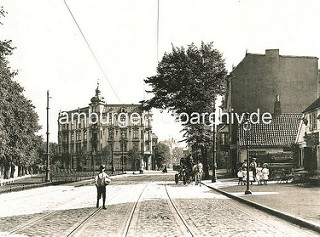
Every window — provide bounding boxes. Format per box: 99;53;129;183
123;142;127;152
76;144;81;153
310;112;317;131
109;128;114;139
120;114;127;127
76;132;81;141
121;129;127;139
133;129;138;138
84;131;87;140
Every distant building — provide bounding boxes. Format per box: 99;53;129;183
222;49;319;175
57;85;154;171
296;97;320;173
159;138;182;168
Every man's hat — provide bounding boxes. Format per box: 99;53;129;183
100;164;106;170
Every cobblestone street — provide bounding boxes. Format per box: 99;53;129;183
0;172;318;236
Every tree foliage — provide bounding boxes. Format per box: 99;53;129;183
153;143;170;168
141;42;228;177
141;42;227;114
127;147;141;171
0;8;41;174
172;147;184;165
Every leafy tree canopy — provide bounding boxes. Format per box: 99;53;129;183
141;42;227;116
154;143;170;168
0;7;41;168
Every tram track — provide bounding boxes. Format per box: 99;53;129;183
4;185;121;237
164;182;196;237
64;185;121;237
123;180;197;237
4;211;55;236
121;183;149;237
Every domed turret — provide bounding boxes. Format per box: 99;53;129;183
90;81;105;104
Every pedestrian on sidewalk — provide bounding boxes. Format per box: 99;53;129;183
95;165;111;209
249;168;254;185
237;168;244;185
242;167;247;185
262;163;269;185
250;157;257;180
256;163;263;185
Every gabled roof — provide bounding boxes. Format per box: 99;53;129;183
303;97;320;113
238;113;301;147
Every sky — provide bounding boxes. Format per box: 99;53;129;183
0;0;320;144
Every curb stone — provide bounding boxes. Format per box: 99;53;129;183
201;182;320;234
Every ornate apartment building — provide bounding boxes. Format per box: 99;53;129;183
57;85;154;172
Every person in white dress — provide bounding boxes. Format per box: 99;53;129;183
237;168;243;185
256;164;263;185
242;168;247;185
262;163;269;185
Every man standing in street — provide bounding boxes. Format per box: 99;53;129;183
95;164;111;209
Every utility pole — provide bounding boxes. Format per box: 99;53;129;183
45;90;50;182
121;140;124;173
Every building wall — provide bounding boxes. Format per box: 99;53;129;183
58;97;153;171
231;49;319;114
239;147;285;163
297;108;320;171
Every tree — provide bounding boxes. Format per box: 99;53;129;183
0;7;41;178
128;147;141;171
172;147;184;165
141;42;228;178
99;145;111;169
154;143;170;169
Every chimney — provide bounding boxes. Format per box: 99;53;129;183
265;49;279;57
274;95;281;115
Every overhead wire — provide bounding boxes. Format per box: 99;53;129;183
63;0;122;103
157;0;160;63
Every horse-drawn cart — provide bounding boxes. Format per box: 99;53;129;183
174;157;203;185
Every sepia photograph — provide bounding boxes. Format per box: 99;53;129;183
0;0;320;236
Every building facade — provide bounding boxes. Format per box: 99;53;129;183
223;49;319;175
296;97;320;173
58;85;154;172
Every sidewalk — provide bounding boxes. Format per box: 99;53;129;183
203;176;320;232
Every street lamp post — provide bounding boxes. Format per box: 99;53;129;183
45;90;51;182
92;149;96;177
111;140;114;174
121;140;124;173
243;114;252;195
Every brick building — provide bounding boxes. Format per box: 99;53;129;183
57;85;154;172
221;49;319;174
231;49;319;114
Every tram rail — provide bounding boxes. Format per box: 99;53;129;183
164;182;196;237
